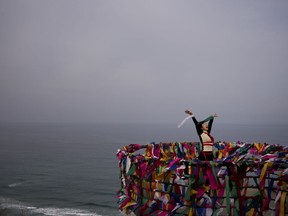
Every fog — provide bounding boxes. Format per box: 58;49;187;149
1;1;288;124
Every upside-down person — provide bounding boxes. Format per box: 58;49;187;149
180;110;218;161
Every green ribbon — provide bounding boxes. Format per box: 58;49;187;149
202;115;214;123
185;179;192;200
225;175;230;215
127;163;136;176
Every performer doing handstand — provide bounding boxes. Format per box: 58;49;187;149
184;110;218;161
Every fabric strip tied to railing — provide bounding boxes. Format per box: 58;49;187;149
116;141;288;216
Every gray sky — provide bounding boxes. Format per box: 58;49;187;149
0;0;287;124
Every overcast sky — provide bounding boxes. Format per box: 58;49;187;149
0;1;287;124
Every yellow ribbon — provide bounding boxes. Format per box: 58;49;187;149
188;207;193;216
123;201;137;209
248;208;254;216
260;162;272;182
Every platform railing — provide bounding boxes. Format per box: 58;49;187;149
116;142;288;216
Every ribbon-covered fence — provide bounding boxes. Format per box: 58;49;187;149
116;142;288;216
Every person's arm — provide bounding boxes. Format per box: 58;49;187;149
185;110;202;135
205;113;218;133
207;117;214;133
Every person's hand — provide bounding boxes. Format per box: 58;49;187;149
213;113;218;117
185;110;193;115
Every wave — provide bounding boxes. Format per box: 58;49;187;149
84;202;117;209
0;197;105;216
7;182;23;188
32;207;102;216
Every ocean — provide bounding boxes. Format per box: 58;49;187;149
0;123;287;216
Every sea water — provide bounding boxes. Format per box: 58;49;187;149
0;123;287;216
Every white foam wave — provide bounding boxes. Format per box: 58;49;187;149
8;182;23;188
0;197;27;209
0;197;102;216
33;207;102;216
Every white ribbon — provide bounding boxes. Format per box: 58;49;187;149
177;115;194;128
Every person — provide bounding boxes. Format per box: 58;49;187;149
184;110;218;161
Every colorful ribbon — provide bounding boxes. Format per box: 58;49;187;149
117;141;288;215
